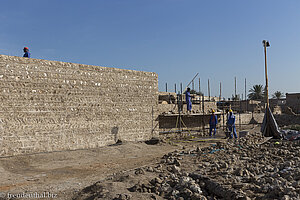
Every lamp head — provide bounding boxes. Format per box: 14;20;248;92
262;40;270;47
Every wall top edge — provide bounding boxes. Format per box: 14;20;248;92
0;54;158;77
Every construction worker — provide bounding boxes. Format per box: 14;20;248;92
209;109;218;137
227;109;238;139
23;47;30;58
186;87;192;113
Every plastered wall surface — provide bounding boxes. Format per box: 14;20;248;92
0;55;158;156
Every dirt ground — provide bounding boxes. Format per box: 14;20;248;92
0;125;257;200
72;126;300;200
0;141;181;200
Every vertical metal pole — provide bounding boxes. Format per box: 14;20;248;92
175;83;177;94
264;45;269;107
202;93;205;113
222;108;225;131
179;96;181;132
242;94;244;112
180;82;183;113
197;78;200;109
192;80;194;91
166;82;168;92
264;41;269;136
219;82;222;102
199;78;201;94
180;83;183;94
239;96;241;130
198;78;201;107
198;78;201;132
208;79;210;101
202;93;205;135
235;77;237;101
245;78;247;112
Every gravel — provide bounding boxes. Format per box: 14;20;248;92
74;131;300;200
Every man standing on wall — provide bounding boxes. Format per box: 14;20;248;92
209;109;218;137
23;47;30;58
186;87;192;113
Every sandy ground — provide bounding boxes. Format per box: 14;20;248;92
0;125;252;200
0;141;180;200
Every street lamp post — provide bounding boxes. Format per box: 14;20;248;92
262;40;270;136
262;40;270;108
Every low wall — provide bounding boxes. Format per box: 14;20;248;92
158;113;221;129
158;101;217;114
274;114;300;126
219;113;265;125
0;55;158;156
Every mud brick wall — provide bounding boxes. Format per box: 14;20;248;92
158;102;217;115
219;113;265;126
0;55;158;156
286;93;300;114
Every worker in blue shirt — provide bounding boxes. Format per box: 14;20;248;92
227;109;238;139
23;47;30;58
209;109;218;137
186;87;192;113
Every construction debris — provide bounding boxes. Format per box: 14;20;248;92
73;130;300;200
262;107;300;140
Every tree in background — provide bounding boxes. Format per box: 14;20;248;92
231;94;240;101
272;91;285;99
262;86;267;100
248;84;264;100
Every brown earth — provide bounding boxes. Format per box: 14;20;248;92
0;125;281;200
0;141;182;200
73;126;300;200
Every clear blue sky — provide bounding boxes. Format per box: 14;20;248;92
1;0;299;99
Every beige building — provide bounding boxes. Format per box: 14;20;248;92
218;100;263;113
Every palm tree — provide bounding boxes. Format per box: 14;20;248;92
272;91;284;99
248;84;264;100
262;86;267;100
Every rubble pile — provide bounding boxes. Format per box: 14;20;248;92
193;137;300;199
74;132;300;200
129;173;205;200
